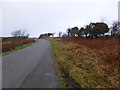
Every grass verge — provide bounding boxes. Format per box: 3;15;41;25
48;38;119;88
48;38;81;88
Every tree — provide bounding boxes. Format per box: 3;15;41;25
38;33;54;39
84;25;91;37
39;34;44;38
58;32;62;37
77;27;84;37
111;21;120;35
88;22;109;37
92;26;101;37
48;33;52;37
67;28;71;37
94;22;109;36
51;33;55;37
11;29;29;38
11;30;18;37
26;33;30;38
88;22;96;37
71;27;79;37
21;30;26;37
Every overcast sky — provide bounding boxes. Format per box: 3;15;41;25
1;0;120;37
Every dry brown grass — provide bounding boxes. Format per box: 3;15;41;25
50;37;120;88
1;39;36;52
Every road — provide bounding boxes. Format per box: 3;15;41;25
2;39;60;88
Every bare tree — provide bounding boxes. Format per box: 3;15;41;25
11;29;29;38
26;33;30;38
58;32;62;37
11;29;21;37
11;31;18;37
111;21;119;35
21;30;26;37
67;28;71;37
18;29;21;37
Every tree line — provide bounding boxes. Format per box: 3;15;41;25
38;33;54;39
67;22;109;38
11;29;30;38
58;21;120;38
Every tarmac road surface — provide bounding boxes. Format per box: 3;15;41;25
2;39;60;88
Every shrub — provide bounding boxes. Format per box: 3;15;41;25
2;39;35;52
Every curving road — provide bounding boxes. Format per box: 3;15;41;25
2;39;60;88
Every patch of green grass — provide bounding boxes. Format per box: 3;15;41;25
48;39;62;60
57;85;65;88
71;71;85;85
63;61;73;72
47;39;67;87
0;42;35;56
50;39;60;53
